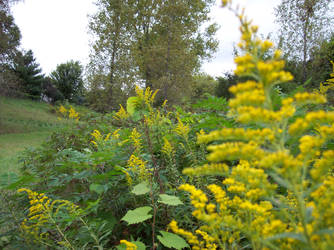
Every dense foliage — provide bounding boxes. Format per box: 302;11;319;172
1;0;334;249
50;61;85;104
87;0;218;110
12;50;44;99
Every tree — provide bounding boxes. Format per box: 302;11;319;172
215;72;239;100
50;61;84;103
41;76;64;103
274;0;333;83
132;0;218;103
87;0;137;109
88;0;218;108
0;0;22;96
190;73;217;101
309;33;334;84
13;50;44;99
0;0;21;64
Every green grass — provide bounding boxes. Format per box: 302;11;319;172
0;97;65;134
0;132;51;174
0;97;68;175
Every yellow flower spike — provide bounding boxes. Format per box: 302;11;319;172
261;40;274;51
127;154;151;181
130;128;142;154
120;240;137;250
162;99;168;108
17;188;79;242
104;133;111;141
174;117;190;139
114;104;129;120
112;128;121;139
59;105;67;114
169;220;201;248
162;137;174;157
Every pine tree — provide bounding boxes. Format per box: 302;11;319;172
13;50;44;99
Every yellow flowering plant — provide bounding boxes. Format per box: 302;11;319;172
170;1;334;249
17;188;106;249
58;104;80;121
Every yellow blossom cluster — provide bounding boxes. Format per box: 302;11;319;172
171;162;285;248
17;188;79;244
59;105;67;115
114;104;129;120
314;61;334;97
161;137;174;158
90;129;120;147
127;154;151;182
174;117;190;140
58;105;80;121
120;240;137;250
130;128;142;155
170;0;334;249
68;106;79;120
135;85;158;108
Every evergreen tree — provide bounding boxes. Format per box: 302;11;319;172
13;50;44;99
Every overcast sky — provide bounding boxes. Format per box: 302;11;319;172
12;0;281;77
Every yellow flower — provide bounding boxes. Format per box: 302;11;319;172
59;105;67;114
127;154;151;181
161;137;174;157
114;104;129;120
120;240;137;250
174;117;190;139
130;128;142;154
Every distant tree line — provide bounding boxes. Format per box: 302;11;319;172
0;0;85;104
1;0;333;109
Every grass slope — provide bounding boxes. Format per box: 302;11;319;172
0;97;66;174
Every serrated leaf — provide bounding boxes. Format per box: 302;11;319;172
131;182;150;195
157;231;189;249
121;206;152;225
158;194;183;206
89;183;104;195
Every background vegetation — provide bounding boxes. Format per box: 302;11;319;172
0;0;334;249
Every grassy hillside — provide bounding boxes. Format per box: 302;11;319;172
0;97;67;174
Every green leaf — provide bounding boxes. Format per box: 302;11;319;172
157;231;189;249
121;206;152;225
158;194;183;206
127;97;139;116
131;182;150;195
89;183;104;195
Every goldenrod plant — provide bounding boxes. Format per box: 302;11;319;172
170;1;334;249
17;188;80;249
58;104;80;121
314;61;334;98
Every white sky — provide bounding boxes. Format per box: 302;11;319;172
12;0;281;77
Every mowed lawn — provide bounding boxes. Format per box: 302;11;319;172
0;97;67;175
